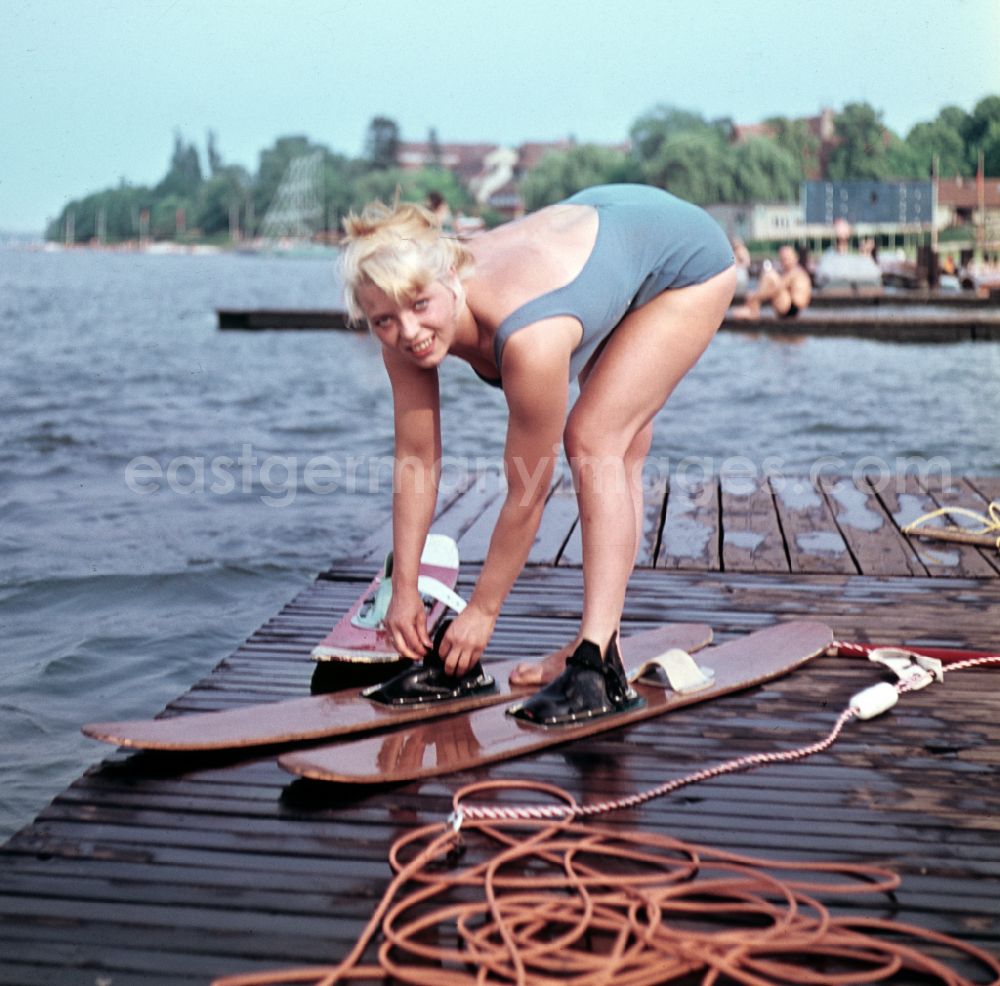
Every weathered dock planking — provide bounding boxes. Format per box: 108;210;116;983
217;298;1000;341
721;307;1000;342
353;470;1000;580
1;472;998;984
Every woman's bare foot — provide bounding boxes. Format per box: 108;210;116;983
509;642;575;687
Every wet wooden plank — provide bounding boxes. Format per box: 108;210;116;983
636;479;667;568
918;476;1000;577
866;473;943;574
825;475;924;576
770;475;856;574
967;475;1000;503
453;481;506;563
526;476;577;565
873;473;993;578
658;476;721;570
353;470;477;562
556;475;664;568
399;477;502;564
719;474;788;572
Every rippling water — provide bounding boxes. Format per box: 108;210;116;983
1;247;998;841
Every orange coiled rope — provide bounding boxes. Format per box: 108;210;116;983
214;654;1000;986
214;779;1000;986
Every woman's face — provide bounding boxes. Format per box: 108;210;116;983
356;276;459;368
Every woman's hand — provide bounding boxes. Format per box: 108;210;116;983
383;586;433;660
438;603;496;676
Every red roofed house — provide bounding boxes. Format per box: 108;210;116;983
396;138;627;219
936;176;1000;231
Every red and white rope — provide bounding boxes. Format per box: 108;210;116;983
453;645;1000;826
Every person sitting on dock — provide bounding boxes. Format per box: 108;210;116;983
730;244;812;320
339;184;735;725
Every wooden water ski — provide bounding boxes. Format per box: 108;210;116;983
81;623;712;751
279;621;832;784
312;533;462;663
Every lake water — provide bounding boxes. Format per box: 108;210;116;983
1;247;998;841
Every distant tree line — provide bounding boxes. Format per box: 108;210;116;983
522;96;1000;210
47;97;1000;243
46;120;472;244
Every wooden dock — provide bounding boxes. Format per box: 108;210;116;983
1;472;998;984
217;298;1000;341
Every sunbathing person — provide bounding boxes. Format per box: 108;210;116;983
732;245;812;319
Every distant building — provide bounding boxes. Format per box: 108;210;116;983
936;176;1000;234
397;141;500;186
396;138;626;218
706;203;805;244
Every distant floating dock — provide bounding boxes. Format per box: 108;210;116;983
722;307;1000;342
217;308;353;330
218;289;1000;342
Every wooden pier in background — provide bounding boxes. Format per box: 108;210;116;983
217;297;1000;341
1;471;998;984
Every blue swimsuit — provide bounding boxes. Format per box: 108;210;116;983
481;184;733;385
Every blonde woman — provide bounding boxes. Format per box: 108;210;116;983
341;184;735;725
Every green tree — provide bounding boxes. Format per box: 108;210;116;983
629;105;716;162
345;166;472;216
364;116;401;169
883;134;924;178
905;111;968;177
196;165;252;238
156;132;203;198
826;102;896;180
978;120;1000;177
408;167;472;212
764;116;820;180
318;153;360;231
150;194;190;239
206;130;224;177
963;95;1000;173
520;145;635;210
628;105;743;203
730;138;800;201
46;183;153;243
640;131;735;204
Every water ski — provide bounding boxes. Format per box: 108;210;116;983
279;621;832;785
312;533;464;664
80;623;713;752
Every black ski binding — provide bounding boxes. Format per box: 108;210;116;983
507;632;644;727
363;621;496;707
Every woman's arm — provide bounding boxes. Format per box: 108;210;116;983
381;345;442;658
440;322;574;674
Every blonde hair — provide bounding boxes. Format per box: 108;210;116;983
340;199;474;325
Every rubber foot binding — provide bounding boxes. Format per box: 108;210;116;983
507;632;644;727
363;621;495;707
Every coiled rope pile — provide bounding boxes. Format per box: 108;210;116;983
214;649;1000;986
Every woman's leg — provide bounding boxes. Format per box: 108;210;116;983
510;266;735;686
565;266;736;652
508;422;653;686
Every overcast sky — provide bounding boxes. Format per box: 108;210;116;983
2;0;998;232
